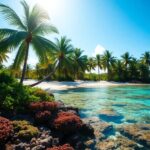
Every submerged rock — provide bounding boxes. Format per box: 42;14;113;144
99;109;123;123
97;135;141;150
118;124;150;148
83;117;114;141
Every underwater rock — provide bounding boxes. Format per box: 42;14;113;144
118;124;150;148
99;109;123;123
97;135;140;150
83;117;114;140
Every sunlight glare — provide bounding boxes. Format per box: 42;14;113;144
36;0;62;13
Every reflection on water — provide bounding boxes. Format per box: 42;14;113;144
54;85;150;124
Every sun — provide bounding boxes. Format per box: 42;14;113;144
36;0;61;12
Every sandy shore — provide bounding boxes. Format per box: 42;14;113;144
23;80;150;91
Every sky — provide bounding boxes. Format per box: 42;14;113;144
0;0;150;67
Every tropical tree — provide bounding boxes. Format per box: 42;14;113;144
52;36;74;80
102;50;115;80
95;54;102;80
0;50;9;65
0;0;58;84
128;58;139;81
86;57;96;79
121;52;132;80
72;48;88;79
113;60;123;81
141;51;150;67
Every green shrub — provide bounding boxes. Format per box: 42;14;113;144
0;71;55;112
31;88;54;101
12;120;39;140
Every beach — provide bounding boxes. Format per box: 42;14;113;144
24;79;149;91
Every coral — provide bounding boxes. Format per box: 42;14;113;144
54;112;83;134
47;144;74;150
12;120;39;140
118;124;150;147
35;110;51;123
0;116;13;143
29;102;58;112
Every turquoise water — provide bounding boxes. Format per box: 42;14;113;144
54;85;150;124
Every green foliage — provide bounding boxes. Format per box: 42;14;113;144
0;71;54;112
84;73;107;81
31;88;54;101
12;120;39;140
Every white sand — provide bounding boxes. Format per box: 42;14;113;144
24;80;149;91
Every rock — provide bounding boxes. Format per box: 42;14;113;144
32;145;45;150
99;109;123;123
97;135;140;150
52;138;59;146
118;124;150;148
14;143;27;150
83;117;114;140
84;139;95;149
5;144;14;150
80;123;94;136
40;136;53;147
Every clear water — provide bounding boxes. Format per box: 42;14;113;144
54;85;150;124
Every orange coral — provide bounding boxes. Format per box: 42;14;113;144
47;144;74;150
54;112;83;134
0;116;13;143
29;102;58;112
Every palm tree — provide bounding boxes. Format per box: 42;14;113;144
53;36;74;80
0;0;58;84
95;54;102;80
141;51;150;68
121;52;132;80
87;57;96;79
128;58;138;81
72;48;88;79
0;50;9;65
102;50;115;80
114;60;123;81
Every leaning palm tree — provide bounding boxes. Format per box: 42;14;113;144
72;48;88;79
102;50;115;80
0;0;58;84
53;36;74;80
95;54;102;80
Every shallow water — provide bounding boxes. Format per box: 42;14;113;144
54;85;150;124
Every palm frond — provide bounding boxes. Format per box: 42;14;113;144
0;31;27;53
0;28;19;38
20;0;30;27
27;4;50;31
32;23;58;35
0;3;26;30
32;35;56;63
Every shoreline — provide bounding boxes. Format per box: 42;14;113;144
24;79;150;91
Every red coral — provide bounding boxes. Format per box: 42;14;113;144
35;110;51;123
29;102;58;112
46;144;74;150
0;117;13;143
54;112;83;134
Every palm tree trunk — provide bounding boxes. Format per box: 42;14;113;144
98;67;100;81
20;43;29;84
30;61;59;87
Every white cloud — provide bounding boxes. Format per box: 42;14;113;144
90;44;106;74
92;44;105;57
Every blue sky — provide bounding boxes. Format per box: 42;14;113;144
0;0;150;66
